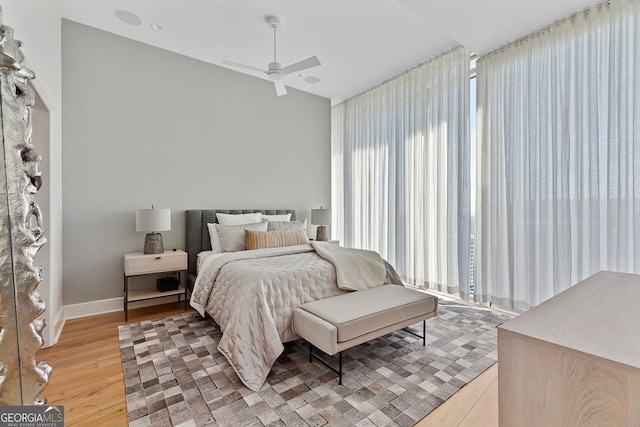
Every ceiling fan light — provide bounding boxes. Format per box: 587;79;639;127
267;61;283;80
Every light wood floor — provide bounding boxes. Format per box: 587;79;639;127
38;302;499;426
38;302;189;426
416;364;498;427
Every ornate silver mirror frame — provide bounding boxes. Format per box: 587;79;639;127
0;7;51;405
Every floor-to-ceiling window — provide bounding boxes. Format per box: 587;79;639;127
475;0;640;311
469;59;477;296
333;0;639;311
332;46;471;297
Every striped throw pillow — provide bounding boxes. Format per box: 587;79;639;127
245;229;309;250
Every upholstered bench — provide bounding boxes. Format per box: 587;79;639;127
293;284;438;384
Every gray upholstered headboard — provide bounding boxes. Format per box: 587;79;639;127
185;209;296;287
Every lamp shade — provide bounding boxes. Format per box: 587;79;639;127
136;208;171;232
311;208;332;226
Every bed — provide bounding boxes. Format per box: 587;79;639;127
185;209;401;391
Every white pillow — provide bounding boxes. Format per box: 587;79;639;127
267;218;307;231
216;221;269;252
263;213;292;222
207;223;223;253
216;212;263;225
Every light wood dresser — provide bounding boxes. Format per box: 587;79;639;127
498;271;640;426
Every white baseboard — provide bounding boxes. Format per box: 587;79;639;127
51;307;65;345
64;297;123;320
64;295;187;320
41;306;66;348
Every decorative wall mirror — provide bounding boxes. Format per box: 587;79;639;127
0;7;51;405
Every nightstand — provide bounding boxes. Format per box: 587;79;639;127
123;250;188;321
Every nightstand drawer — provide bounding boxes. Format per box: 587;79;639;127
124;251;187;276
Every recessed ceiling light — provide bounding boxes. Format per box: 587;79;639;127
150;23;164;31
305;76;320;84
115;10;142;26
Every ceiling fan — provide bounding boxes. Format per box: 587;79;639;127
223;16;321;96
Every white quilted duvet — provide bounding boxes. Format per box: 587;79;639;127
190;244;348;391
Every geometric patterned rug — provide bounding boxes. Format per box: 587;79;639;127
119;300;512;427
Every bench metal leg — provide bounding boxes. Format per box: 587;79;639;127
401;320;427;346
307;343;343;385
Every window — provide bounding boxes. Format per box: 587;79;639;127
469;58;477;294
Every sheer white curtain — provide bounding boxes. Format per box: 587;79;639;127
332;47;470;295
475;0;640;311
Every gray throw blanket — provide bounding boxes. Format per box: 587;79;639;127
311;241;402;290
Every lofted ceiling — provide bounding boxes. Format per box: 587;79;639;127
61;0;600;104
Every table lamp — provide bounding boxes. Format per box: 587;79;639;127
311;207;332;241
136;205;171;254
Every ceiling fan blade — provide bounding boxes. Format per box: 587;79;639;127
274;80;287;96
223;60;267;74
280;56;321;75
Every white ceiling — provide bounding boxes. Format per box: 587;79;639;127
61;0;599;104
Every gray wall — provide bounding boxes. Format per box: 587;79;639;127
62;20;331;305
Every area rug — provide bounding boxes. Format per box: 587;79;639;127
119;300;511;427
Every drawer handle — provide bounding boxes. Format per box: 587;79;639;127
155;256;161;260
